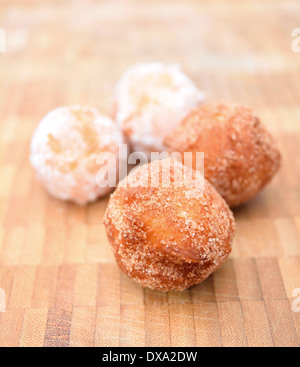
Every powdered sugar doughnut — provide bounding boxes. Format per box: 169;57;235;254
30;106;127;205
104;158;235;292
113;63;205;156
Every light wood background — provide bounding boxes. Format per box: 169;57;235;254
0;0;300;347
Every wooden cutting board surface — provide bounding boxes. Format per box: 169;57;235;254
0;0;300;347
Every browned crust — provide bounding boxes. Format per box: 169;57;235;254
165;102;281;207
104;158;235;291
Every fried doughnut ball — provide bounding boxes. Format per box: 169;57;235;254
165;103;281;207
113;63;205;156
104;158;235;292
30;105;127;205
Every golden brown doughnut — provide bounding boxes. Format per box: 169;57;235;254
165;103;281;207
104;158;235;292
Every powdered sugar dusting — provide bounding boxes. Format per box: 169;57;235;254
113;63;205;156
30;105;126;205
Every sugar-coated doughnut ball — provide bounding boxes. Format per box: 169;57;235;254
165;103;281;207
113;63;205;156
30;106;126;205
104;158;235;292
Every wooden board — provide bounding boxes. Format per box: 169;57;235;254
0;0;300;347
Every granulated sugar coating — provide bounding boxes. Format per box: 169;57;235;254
113;62;205;156
30;106;126;205
165;103;281;207
104;158;235;292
